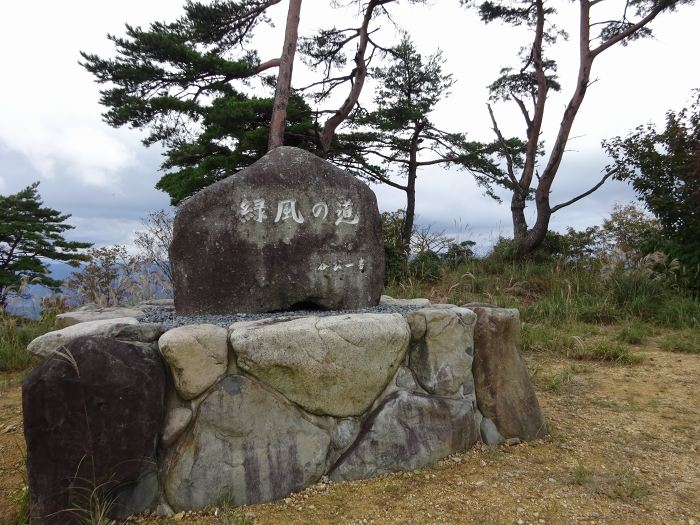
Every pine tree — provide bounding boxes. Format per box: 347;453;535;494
81;0;317;204
0;183;91;308
334;37;502;254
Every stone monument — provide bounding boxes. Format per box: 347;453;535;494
170;146;385;314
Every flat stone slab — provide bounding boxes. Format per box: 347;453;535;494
27;317;140;357
230;313;410;417
380;295;431;307
170;146;384;314
55;307;144;328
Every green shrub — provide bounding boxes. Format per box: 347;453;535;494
384;243;408;284
409;250;442;282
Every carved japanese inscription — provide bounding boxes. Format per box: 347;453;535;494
170;147;385;314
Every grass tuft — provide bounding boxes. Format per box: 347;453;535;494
659;330;700;354
0;314;54;372
569;340;642;364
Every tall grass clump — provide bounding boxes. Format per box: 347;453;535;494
0;313;53;372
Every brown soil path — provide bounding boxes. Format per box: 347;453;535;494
1;347;698;525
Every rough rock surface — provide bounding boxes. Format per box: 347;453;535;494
158;324;229;400
170;146;384;314
230;313;410;417
22;336;165;524
380;295;431;307
407;307;476;396
163;375;330;510
54;306;145;328
480;417;504;447
467;305;547;441
161;407;193;448
330;391;479;481
27;317;139;357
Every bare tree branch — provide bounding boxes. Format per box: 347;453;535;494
550;168;617;213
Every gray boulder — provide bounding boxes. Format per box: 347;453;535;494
407;307;476;396
467;305;547;441
158;324;229;400
55;306;144;328
163;375;330;510
170;146;385;314
27;317;140;357
230;313;410;417
330;391;479;482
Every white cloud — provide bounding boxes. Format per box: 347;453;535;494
0;122;137;188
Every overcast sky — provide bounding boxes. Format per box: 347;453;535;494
1;1;698;251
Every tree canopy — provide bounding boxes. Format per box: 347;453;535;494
0;183;91;308
463;0;692;257
80;0;318;204
605;91;700;281
334;36;502;254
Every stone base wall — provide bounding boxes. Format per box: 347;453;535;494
23;302;546;523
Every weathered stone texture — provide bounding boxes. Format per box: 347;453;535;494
27;317;140;357
158;324;229;400
54;306;144;328
230;313;410;417
407;307;476;396
22;336;165;524
330;391;479;481
467;305;547;441
170;146;384;314
163;375;330;510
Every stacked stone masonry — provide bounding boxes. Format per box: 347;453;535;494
23;301;546;523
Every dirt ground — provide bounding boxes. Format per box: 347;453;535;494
1;342;699;525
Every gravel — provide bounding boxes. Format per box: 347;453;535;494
138;304;422;329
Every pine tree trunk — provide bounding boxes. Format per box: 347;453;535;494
268;0;302;150
402;121;424;255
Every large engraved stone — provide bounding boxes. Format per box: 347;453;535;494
170;147;384;314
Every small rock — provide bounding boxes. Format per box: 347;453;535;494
173;511;185;520
2;424;17;433
505;437;522;446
